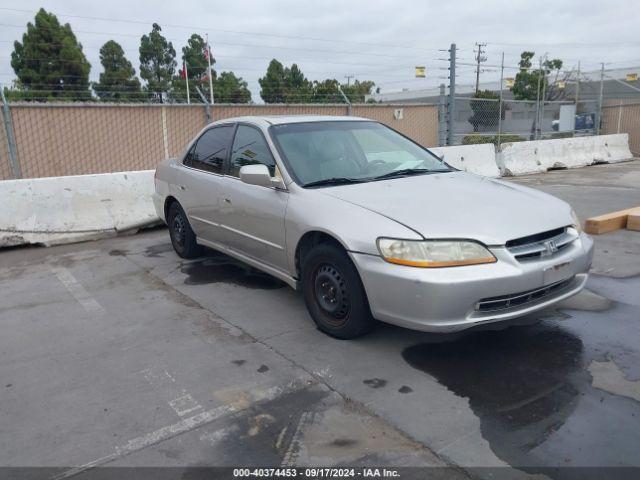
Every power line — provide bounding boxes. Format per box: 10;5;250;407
0;23;437;63
0;7;445;53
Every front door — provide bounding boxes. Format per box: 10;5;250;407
218;125;289;273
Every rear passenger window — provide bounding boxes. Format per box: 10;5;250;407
229;125;276;177
185;125;234;174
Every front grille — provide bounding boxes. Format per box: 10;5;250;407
506;226;577;261
475;276;575;313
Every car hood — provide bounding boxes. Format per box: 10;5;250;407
317;172;572;245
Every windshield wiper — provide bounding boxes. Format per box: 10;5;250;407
302;177;368;188
372;168;449;180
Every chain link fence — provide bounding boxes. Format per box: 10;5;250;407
450;96;598;146
0;102;438;180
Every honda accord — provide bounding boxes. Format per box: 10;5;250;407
153;116;593;338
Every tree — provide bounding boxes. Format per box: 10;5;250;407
511;51;564;101
311;79;342;103
283;64;312;102
93;40;142;102
259;59;287;103
511;51;568;138
182;34;211;81
342;79;375;103
468;90;504;132
309;78;375;104
259;60;374;104
171;34;216;103
139;23;176;102
11;8;91;101
214;71;251;103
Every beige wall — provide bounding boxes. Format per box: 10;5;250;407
1;103;438;180
602;101;640;155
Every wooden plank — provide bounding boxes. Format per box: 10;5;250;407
627;213;640;232
584;207;640;234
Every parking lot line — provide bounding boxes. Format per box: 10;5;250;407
52;404;234;480
52;381;311;479
50;266;104;315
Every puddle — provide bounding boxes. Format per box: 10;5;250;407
181;252;286;289
402;322;640;475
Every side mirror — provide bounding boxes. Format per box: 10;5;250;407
239;164;275;188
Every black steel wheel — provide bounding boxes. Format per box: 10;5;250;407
301;243;373;339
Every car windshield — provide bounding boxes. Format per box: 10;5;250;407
269;121;450;187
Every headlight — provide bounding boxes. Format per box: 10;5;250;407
570;209;583;233
377;238;497;268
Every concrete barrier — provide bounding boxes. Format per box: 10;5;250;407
498;134;634;176
430;143;500;177
0;170;160;248
592;133;633;164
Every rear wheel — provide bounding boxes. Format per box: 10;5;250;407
167;202;202;259
301;243;373;339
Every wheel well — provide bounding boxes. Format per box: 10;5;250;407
164;196;178;221
295;231;345;279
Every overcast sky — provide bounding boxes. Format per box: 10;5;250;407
1;0;638;102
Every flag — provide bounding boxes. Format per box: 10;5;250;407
180;61;187;79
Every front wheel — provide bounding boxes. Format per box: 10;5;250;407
301;243;374;339
167;202;203;259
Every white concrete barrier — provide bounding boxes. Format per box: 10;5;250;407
0;170;160;248
498;134;634;176
592;133;633;164
430;143;500;177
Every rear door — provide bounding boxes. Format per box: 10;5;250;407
218;124;289;272
178;124;235;244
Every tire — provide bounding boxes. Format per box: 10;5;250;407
301;243;374;339
167;202;203;259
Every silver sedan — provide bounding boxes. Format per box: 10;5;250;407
153;115;594;339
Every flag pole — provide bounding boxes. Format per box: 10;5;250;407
184;60;190;104
206;33;214;104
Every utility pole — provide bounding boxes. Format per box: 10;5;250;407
597;62;605;135
540;53;548;137
447;43;457;146
438;83;447;147
497;52;505;147
344;74;354;86
474;42;487;93
575;61;580;105
534;56;543;140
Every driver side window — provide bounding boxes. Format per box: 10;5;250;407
229;125;276;177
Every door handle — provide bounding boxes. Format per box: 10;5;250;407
224;198;232;204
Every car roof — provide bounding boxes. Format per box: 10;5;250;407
211;115;374;127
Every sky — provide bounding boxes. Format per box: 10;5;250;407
0;0;638;102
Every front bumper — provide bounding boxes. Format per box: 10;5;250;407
351;233;594;333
